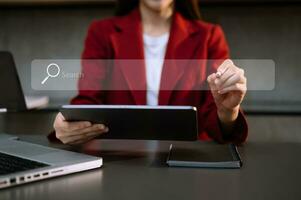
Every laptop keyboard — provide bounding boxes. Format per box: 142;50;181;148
0;152;49;175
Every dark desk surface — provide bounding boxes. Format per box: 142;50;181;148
0;111;301;200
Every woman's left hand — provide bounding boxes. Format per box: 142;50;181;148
207;59;247;123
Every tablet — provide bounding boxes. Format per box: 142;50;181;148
60;105;198;141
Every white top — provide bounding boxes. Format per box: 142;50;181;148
143;33;169;106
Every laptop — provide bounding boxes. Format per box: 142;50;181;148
0;51;49;112
0;134;102;189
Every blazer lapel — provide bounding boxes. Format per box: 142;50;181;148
159;13;196;105
110;9;146;105
110;9;198;105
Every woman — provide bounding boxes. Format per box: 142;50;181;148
52;0;248;145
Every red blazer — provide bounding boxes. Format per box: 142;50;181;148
70;8;248;144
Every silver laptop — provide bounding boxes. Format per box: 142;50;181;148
0;134;102;189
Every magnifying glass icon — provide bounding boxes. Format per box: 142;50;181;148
41;63;61;85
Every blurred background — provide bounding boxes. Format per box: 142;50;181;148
0;0;300;142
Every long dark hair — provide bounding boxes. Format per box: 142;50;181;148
115;0;201;20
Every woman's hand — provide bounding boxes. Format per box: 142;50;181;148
53;112;108;145
207;59;247;125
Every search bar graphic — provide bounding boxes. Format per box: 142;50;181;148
41;63;61;84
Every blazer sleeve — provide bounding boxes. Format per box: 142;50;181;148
198;25;248;145
48;21;111;142
70;21;111;105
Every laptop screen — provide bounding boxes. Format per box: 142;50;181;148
0;51;27;111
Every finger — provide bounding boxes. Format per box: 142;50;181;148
70;124;107;136
57;112;65;121
61;129;107;144
216;67;229;78
216;59;233;78
207;73;216;83
215;68;236;89
207;73;218;90
59;120;92;132
218;83;247;95
54;112;93;132
219;72;246;90
70;128;109;144
53;112;66;130
207;73;225;103
59;124;107;137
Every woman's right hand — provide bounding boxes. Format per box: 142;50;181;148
53;112;108;145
